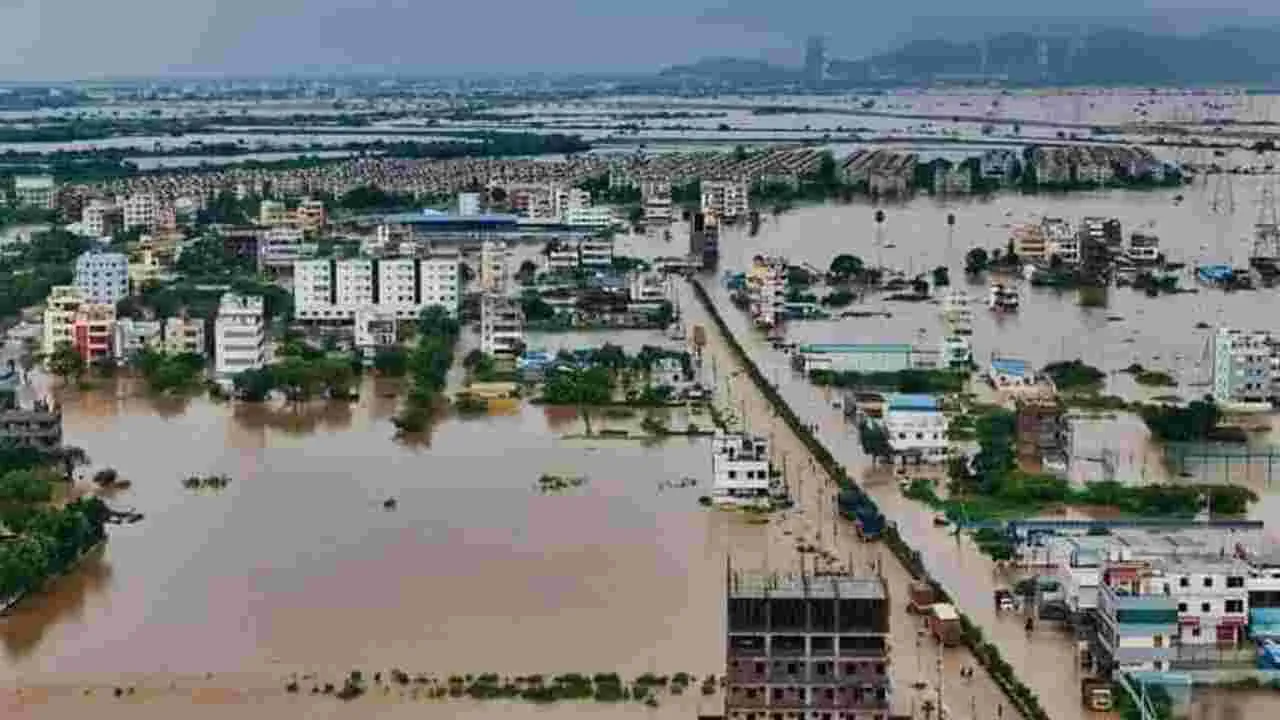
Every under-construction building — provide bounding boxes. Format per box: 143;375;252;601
725;570;891;720
691;212;720;271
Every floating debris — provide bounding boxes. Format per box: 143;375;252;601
383;498;398;510
537;474;587;493
182;474;232;490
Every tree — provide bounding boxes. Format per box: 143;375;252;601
829;254;864;282
516;260;538;285
373;347;408;377
964;248;989;275
911;277;930;297
46;344;85;382
931;266;950;287
417;305;460;339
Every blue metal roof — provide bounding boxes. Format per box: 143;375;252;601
990;358;1029;376
887;393;940;411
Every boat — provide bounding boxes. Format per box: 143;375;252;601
987;282;1020;313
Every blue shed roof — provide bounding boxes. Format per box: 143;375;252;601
990;358;1029;376
887;393;940;411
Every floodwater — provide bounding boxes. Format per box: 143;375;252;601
0;359;751;718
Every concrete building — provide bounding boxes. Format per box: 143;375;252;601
628;272;668;306
12;175;56;209
479;239;510;294
258;226;317;270
258;199;291;226
746;255;786;329
480;294;524;359
214;293;266;382
552;185;592;223
81;199;122;238
701;179;749;222
725;571;890;720
41;286;85;356
1127;232;1160;265
1094;583;1178;675
0;398;62;451
1012;224;1049;262
1211;327;1274;408
641;180;674;224
293;255;460;322
163;315;207;356
579;238;614;269
564;205;616;228
793;343;920;375
882;394;948;464
122;193;158;231
113;319;163;361
1148;557;1250;647
1016;398;1071;471
73;250;130;305
128;246;164;292
456;192;482;217
979;149;1018;184
295;198;327;232
710;432;774;505
70;304;117;364
354;308;399;362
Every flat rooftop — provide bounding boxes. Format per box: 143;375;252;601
729;572;884;601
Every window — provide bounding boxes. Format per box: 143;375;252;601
1179;577;1189;588
1226;600;1244;613
1191;627;1201;638
1227;576;1245;588
1203;577;1214;588
1201;603;1211;613
727;471;736;480
1178;603;1187;612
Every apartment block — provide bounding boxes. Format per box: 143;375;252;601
641;179;674;224
73;250;130;305
479;240;510;294
480;294;524;359
1211;327;1275;408
725;572;891;720
295;197;327;232
82;199;122;237
882;394;948;464
258;226;317;270
258;199;291;226
12;175;56;209
746;255;787;329
163;316;207;356
122;193;158;231
293;255;460;321
71;304;117;364
701;179;749;221
214;293;266;381
113;319;163;361
1094;584;1178;675
41;286;85;356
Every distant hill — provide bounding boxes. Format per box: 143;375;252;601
828;26;1280;86
658;57;799;86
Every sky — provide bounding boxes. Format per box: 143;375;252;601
0;0;1273;80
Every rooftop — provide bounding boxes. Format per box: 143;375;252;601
990;358;1030;377
886;394;940;412
728;572;884;601
798;343;913;354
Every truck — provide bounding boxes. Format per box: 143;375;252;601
927;603;962;647
1080;678;1113;711
909;582;937;614
837;490;884;541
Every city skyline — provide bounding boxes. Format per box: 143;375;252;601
0;0;1274;81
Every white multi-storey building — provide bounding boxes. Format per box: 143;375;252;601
480;294;524;358
214;293;266;382
710;432;774;505
641;180;674;224
479;240;509;294
456;192;482;217
628;272;668;305
13;176;55;209
354;308;398;361
73;250;129;305
122;193;158;231
81;199;121;237
293;256;460;322
552;185;592;222
882;394;949;464
564;206;616;228
1212;327;1275;408
700;179;749;221
578;238;614;269
1147;558;1250;647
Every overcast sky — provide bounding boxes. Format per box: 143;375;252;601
0;0;1272;80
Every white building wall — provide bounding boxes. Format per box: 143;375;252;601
214;293;266;380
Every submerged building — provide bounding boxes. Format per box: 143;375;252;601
725;570;891;720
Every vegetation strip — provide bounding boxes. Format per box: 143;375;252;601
688;278;1049;720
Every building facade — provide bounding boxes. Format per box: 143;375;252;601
293;255;460;322
1094;584;1178;675
702;180;750;222
725;572;891;720
1211;327;1275;408
42;286;85;356
214;293;266;381
82;199;122;237
163;316;207;356
13;175;56;209
73;250;130;305
122;193;158;231
882;394;948;464
480;294;524;359
710;432;774;505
